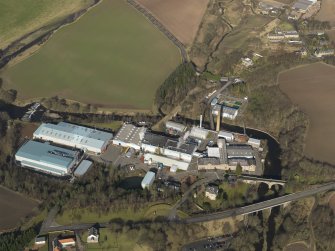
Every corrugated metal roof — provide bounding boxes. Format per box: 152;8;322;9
33;122;113;150
16;141;76;168
74;160;93;176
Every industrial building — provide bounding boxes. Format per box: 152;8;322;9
212;104;239;120
112;123;146;150
226;144;254;158
218;131;234;141
248;138;261;149
144;153;190;171
74;160;93;177
142;131;197;163
189;126;209;140
141;171;156;189
15;140;79;176
33;122;113;154
165;121;187;134
292;0;316;13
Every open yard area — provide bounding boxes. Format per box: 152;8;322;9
0;186;39;232
1;0;180;110
279;63;335;164
135;0;209;46
0;0;95;50
315;0;335;26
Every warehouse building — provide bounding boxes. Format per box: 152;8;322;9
142;131;197;163
141;171;156;189
189;126;209;140
144;153;190;171
165;121;187;134
33;122;113;154
15;140;79;176
112;123;146;150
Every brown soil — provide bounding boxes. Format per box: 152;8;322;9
135;0;209;46
0;186;38;232
20;123;39;138
279;62;335;164
315;0;335;26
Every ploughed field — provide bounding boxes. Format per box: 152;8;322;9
1;0;180;109
279;63;335;164
315;0;335;26
0;186;38;231
135;0;209;46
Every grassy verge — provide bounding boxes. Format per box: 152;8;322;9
55;203;187;225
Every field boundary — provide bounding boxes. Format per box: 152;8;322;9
127;0;187;62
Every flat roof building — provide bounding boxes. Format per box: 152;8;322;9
227;144;254;158
189;126;209;140
33;122;113;154
144;153;190;171
74;160;93;177
15;141;79;176
112;123;146;150
165;121;187;133
141;171;155;189
218;131;234;141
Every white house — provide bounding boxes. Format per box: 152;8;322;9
87;227;99;243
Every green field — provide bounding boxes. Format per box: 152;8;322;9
0;0;94;49
1;0;180;109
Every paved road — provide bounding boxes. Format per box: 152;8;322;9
185;182;335;223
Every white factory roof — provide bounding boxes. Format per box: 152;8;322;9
165;121;186;132
74;160;93;176
190;126;209;140
141;171;155;189
207;147;220;158
144;153;190;170
248;138;261;147
33;122;113;151
113;123;146;146
218;131;234;140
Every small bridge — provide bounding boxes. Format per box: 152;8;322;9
240;176;286;188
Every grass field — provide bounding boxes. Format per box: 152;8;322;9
55;203;186;225
0;0;94;49
0;186;39;232
279;63;335;164
1;0;180;109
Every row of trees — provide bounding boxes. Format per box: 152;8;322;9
0;225;39;251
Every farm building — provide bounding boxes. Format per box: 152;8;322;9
218;131;234;141
144;153;190;171
87;227;99;243
165;121;187;133
112;123;146;150
35;236;46;245
33;122;113;154
15;140;79;176
141;171;156;189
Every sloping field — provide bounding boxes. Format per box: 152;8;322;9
135;0;209;45
315;0;335;26
0;0;95;49
0;186;38;231
279;63;335;164
1;0;180;109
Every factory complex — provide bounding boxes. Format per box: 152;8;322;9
15;122;112;176
14;120;263;182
